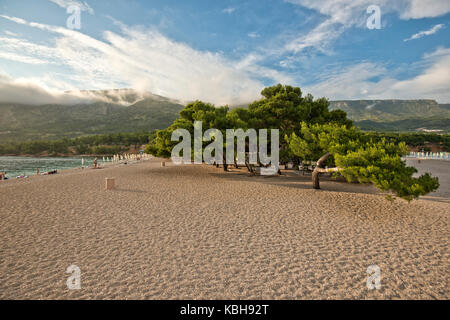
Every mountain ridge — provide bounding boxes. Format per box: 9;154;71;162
328;99;450;132
0;93;185;142
1;91;449;142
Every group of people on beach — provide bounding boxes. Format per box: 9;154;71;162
0;169;60;181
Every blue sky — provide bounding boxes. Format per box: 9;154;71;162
0;0;449;105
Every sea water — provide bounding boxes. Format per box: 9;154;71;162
0;156;97;179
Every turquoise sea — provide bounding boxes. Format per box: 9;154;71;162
0;156;98;178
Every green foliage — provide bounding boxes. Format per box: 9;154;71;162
335;140;438;201
287;123;439;201
363;132;450;151
0;131;152;156
147;85;351;162
288;122;360;164
146;100;237;159
146;118;192;158
247;84;353;163
90;145;126;155
248;84;353;131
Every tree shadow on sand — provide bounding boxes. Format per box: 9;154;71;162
219;170;450;203
146;164;449;203
207;168;381;197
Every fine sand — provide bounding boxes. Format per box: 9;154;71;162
0;158;448;299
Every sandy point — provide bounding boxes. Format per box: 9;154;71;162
0;158;448;299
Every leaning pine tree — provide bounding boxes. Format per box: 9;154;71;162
287;122;439;201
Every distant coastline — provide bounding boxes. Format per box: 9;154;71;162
0;131;152;158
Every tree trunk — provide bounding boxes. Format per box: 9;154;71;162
293;158;300;171
312;152;341;189
312;152;331;189
312;169;321;189
245;160;254;174
222;155;228;172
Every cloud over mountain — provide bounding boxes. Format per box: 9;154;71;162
0;15;293;105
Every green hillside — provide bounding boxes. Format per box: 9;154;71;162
329;100;450;132
356;118;450;132
0;93;184;142
2;93;449;143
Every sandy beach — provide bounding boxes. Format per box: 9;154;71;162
0;158;448;299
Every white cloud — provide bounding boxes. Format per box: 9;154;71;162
404;24;445;41
423;46;450;59
0;52;49;65
4;30;19;37
303;47;450;103
0;36;61;64
400;0;450;19
385;49;450;101
273;0;450;103
284;0;379;53
248;32;260;38
303;62;388;99
0;71;91;105
235;54;293;84
222;7;236;14
285;18;345;54
284;0;450;53
0;15;291;105
48;0;94;14
0;69;157;105
0;15;27;24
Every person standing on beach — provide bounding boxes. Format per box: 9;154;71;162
93;157;98;169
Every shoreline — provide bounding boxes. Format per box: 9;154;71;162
0;157;150;182
0;155;149;181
